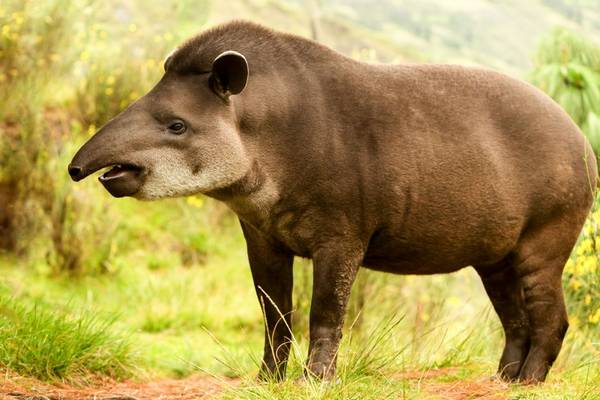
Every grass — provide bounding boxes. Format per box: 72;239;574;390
1;234;598;398
0;288;133;382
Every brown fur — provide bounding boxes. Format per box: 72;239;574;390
70;21;597;383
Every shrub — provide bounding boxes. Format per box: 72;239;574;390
0;0;86;116
0;1;122;273
70;11;179;128
530;28;600;154
0;0;83;253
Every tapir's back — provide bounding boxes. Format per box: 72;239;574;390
356;63;597;273
381;64;595;195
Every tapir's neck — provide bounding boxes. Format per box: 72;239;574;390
204;160;279;230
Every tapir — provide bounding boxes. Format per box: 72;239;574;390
68;21;597;383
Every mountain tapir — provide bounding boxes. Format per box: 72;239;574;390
68;21;597;383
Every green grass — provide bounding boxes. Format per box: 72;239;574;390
2;238;598;398
0;288;133;382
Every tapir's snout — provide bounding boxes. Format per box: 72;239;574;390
68;108;149;198
67;164;84;181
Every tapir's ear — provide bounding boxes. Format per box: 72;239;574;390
163;48;177;72
210;50;249;98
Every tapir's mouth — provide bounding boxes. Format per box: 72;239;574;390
99;164;141;180
98;164;145;198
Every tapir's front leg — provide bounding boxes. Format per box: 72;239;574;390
307;244;363;379
241;221;294;380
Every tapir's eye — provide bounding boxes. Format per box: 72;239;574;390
167;120;186;135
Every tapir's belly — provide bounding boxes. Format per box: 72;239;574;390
360;214;523;275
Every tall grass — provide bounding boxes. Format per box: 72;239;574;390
0;290;133;382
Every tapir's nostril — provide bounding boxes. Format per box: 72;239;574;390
68;164;82;180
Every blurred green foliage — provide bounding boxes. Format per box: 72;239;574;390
531;28;600;154
0;0;211;274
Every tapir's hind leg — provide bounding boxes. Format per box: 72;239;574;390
512;250;570;384
502;216;584;383
478;213;585;383
476;264;530;381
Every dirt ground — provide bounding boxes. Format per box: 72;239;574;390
0;369;510;400
0;373;236;400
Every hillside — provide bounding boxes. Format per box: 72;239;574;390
202;0;600;76
90;0;600;76
320;0;600;74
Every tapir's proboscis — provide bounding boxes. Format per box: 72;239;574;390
69;21;597;384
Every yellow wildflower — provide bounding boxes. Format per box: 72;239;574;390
12;13;23;26
576;256;598;275
564;258;575;273
588;309;600;324
106;75;116;85
186;196;204;208
128;23;137;33
570;279;582;290
581;238;593;252
585;224;594;235
447;296;461;306
585;295;592;305
570;315;580;328
105;87;114;96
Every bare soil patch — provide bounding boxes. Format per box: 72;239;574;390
1;368;511;400
395;368;510;400
0;373;238;400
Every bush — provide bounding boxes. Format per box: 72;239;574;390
0;1;123;273
0;0;81;253
70;8;179;128
530;28;600;154
73;57;164;128
0;0;86;116
45;140;122;275
0;109;51;254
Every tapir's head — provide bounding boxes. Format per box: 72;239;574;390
68;50;251;200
